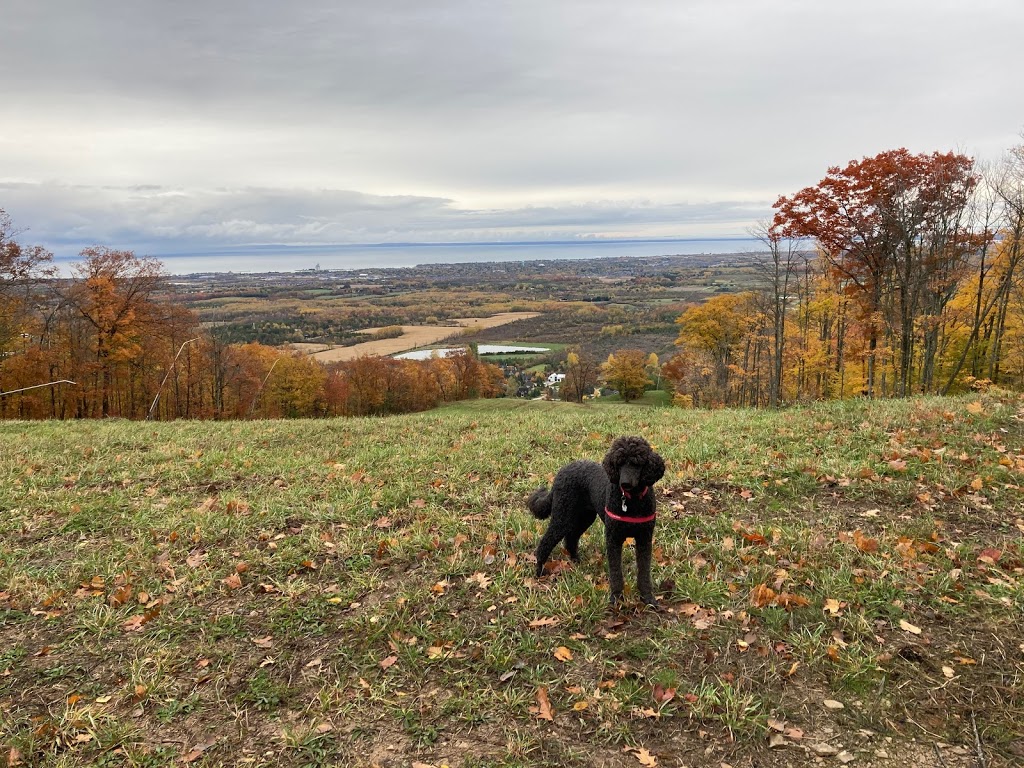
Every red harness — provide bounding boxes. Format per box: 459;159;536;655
604;485;655;524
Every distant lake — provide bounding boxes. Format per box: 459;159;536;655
77;238;765;275
396;344;550;360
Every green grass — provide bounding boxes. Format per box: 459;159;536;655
2;395;1023;766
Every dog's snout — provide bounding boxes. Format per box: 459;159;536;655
618;464;642;490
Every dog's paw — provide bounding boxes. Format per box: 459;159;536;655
640;597;663;613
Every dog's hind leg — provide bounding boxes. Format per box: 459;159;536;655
563;508;596;563
563;532;581;562
534;525;563;577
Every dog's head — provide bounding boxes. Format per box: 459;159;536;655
601;435;665;493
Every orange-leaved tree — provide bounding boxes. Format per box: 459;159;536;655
773;148;977;397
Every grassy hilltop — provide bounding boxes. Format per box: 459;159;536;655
2;397;1023;767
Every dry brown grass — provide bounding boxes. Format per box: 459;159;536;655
293;311;540;362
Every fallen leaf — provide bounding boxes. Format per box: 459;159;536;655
528;616;561;628
222;573;242;590
181;741;216;763
978;547;1002;564
852;529;878;553
898;619;922;635
628;746;658;767
108;584;133;607
481;544;497;565
379;654;398;670
465;572;492;590
554;646;573;663
533;686;554;721
822;699;845;710
774;592;811;610
652;684;676;704
185;549;207;568
750;584;776;608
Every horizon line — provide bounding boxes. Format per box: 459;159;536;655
49;235;763;261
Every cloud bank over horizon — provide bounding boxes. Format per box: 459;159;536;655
2;181;768;258
2;0;1023;261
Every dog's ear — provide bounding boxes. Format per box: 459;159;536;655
645;451;665;485
602;442;622;484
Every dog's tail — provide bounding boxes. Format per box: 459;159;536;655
527;486;553;519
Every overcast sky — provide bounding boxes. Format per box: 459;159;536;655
2;0;1023;261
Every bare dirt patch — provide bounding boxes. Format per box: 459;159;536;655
292;312;540;362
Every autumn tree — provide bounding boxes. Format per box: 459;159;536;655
562;349;598;402
774;148;977;397
751;221;807;407
0;209;53;361
58;248;166;416
673;292;764;405
600;349;650;402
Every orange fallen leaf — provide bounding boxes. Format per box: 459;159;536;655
222;573;242;590
554;646;573;663
533;686;554;721
379;654;398;670
750;584;776;608
108;584;133;608
852;529;878;553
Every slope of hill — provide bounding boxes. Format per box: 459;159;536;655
2;397;1023;767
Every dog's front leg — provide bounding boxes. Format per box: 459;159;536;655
635;529;659;609
605;527;626;606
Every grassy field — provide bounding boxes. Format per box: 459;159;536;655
2;396;1023;767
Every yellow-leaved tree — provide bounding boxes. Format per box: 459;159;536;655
600;349;650;402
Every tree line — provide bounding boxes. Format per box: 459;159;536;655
0;228;504;420
6;137;1024;417
662;141;1024;407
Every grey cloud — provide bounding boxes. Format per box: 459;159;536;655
2;1;1023;259
1;182;765;256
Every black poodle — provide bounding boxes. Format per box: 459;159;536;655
528;436;666;608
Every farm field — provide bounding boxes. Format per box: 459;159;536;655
2;396;1023;767
291;312;541;362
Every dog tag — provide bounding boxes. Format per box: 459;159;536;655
621;498;628;513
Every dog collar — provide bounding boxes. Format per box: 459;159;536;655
604;507;656;524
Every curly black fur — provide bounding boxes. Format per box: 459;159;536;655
528;436;666;607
